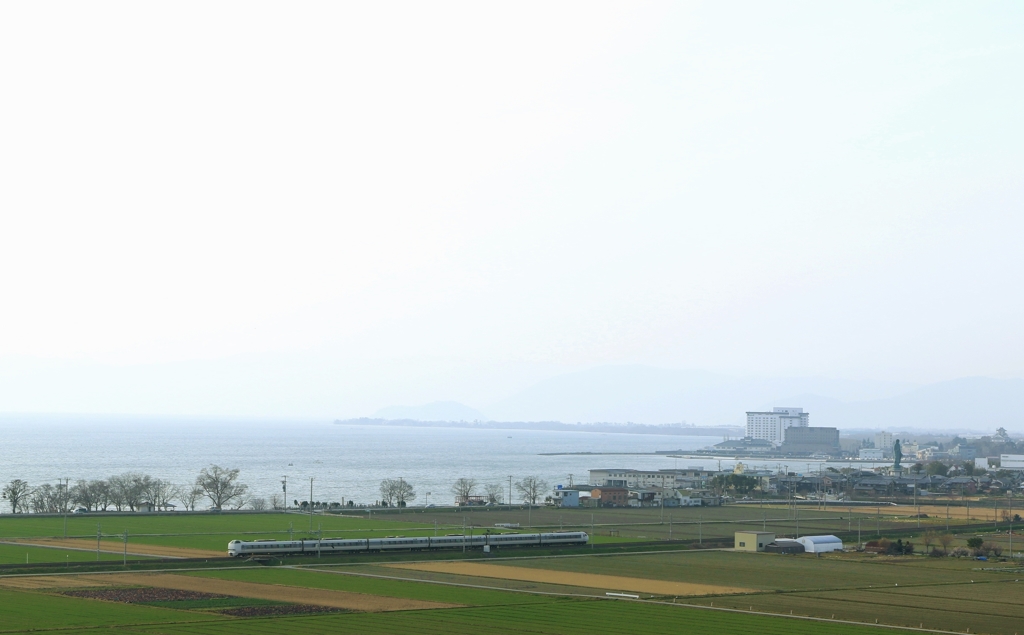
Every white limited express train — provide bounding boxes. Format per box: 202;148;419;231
228;531;588;557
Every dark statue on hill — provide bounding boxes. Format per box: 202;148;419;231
893;439;902;470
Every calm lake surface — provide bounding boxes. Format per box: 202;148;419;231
0;416;874;507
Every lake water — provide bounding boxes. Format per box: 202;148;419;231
0;417;880;508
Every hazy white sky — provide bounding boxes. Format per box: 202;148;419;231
1;2;1023;416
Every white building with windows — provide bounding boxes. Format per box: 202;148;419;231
745;407;809;444
875;432;894;455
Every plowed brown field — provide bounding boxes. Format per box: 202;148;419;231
386;562;754;596
93;573;459;612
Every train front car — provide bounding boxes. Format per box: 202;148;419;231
227;540;242;557
539;531;589;546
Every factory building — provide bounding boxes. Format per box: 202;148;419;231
779;427;840;455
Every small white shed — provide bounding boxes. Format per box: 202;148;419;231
796;535;843;554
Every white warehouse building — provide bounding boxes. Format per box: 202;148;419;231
746;407;809;444
796;535;843;554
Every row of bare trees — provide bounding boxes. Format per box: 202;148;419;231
450;476;548;505
379;478;416;507
1;465;248;513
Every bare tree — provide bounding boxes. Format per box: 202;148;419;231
143;479;176;511
270;493;284;510
71;480;97;511
485;483;505;504
515;476;548;505
938;533;954;554
91;480;112;511
178;484;204;511
195;465;248;510
922;530;937;552
108;473;147;511
30;484;60;513
395;480;415;506
451;478;478;505
248;498;267;511
2;480;31;514
380;478;399;506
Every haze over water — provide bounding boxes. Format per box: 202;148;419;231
1;419;866;508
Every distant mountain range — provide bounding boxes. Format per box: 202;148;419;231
373;366;1024;433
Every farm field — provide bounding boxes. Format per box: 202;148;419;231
187;566;566;605
0;507;1013;567
0;586;227;631
487;549;1012;589
685;582;1024;635
4;543;1023;634
0;585;927;635
0;541;154;564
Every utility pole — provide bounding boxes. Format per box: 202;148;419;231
309;477;314;532
699;515;702;545
60;478;69;538
122;530;128;566
509;476;513;510
96;524;101;561
857;518;862;549
591;513;595;550
281;476;288;512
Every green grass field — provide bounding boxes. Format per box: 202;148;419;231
8;600;927;635
0;542;152;564
686;582;1024;635
498;549;1011;590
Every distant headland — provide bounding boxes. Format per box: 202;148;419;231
334;418;743;437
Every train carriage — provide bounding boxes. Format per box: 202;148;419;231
228;531;588;557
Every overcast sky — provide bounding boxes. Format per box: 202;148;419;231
1;2;1022;416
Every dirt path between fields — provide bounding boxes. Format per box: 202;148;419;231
3;538;223;559
386;562;753;597
0;575;113;590
90;573;459;612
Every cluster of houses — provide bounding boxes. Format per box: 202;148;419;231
544;466;1024;508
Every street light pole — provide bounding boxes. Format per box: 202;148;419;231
60;478;69;538
281;476;287;512
309;477;314;532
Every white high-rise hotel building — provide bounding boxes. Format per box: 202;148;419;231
746;407;809;443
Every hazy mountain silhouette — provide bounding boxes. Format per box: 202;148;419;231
482;365;917;425
474;366;1024;432
374;401;486;422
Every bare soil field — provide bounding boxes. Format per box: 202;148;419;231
4;538;223;559
0;575;112;590
94;573;460;612
386;562;754;596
